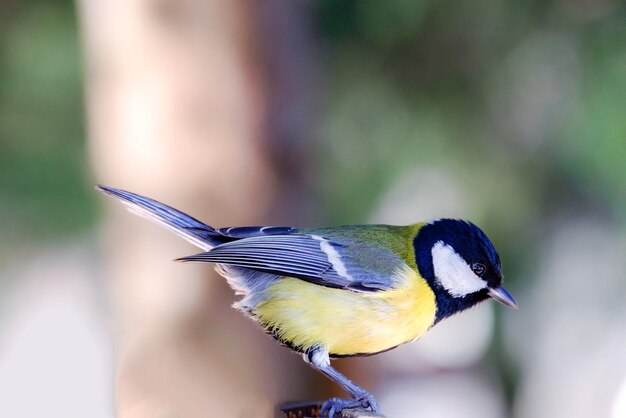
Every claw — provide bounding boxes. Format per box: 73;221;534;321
320;394;382;417
359;393;382;413
320;397;358;417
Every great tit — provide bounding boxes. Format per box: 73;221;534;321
98;185;516;417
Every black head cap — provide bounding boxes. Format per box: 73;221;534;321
414;219;508;322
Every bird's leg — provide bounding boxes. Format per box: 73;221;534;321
305;347;382;417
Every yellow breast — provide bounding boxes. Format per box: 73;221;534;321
254;266;437;356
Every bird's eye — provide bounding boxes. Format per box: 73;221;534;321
471;263;486;277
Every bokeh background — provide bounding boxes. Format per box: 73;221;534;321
1;1;625;417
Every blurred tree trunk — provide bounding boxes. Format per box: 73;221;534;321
77;1;320;417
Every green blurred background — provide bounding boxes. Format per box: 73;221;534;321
1;1;625;417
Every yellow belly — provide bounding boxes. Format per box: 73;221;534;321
254;267;437;356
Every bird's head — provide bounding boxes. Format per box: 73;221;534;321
413;219;517;322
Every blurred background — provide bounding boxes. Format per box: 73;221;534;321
1;1;625;417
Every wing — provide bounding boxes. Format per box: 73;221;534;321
177;231;409;292
98;186;417;292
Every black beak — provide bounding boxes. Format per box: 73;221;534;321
487;286;518;309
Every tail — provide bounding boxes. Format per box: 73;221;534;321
97;185;219;250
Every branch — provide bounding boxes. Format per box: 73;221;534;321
281;402;386;418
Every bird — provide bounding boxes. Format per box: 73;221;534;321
97;185;517;417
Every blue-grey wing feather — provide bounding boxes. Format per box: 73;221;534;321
216;226;297;238
179;235;348;288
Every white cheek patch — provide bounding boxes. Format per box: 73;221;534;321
431;241;487;297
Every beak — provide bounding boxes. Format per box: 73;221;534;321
488;286;518;309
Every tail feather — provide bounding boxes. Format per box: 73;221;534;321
97;185;218;250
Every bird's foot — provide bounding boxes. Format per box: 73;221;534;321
320;393;382;417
